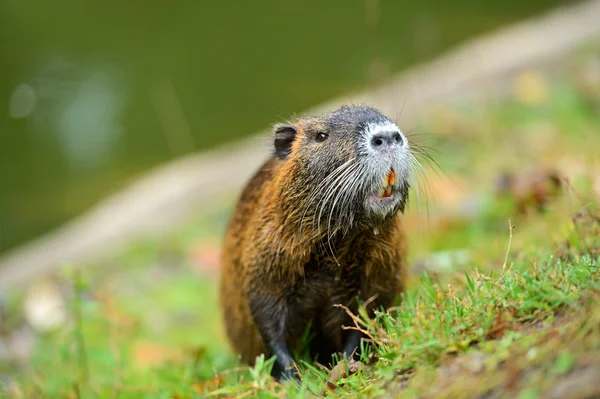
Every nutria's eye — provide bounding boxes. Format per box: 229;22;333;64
315;132;328;142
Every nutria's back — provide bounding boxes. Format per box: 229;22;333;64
219;105;413;380
220;158;279;361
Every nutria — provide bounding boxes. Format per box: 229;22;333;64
219;104;414;381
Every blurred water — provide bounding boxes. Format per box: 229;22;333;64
0;0;567;251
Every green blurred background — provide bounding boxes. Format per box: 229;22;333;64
0;0;569;252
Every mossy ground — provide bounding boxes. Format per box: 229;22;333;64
2;43;600;399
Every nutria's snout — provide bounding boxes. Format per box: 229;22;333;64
369;129;404;152
359;119;412;219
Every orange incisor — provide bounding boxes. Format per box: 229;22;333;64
383;168;396;197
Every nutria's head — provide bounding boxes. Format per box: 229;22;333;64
273;104;414;236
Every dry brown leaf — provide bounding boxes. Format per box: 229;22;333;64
496;168;563;214
328;360;364;388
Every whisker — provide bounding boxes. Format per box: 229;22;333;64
326;163;368;263
317;162;359;236
330;164;367;238
403;123;431;137
409;154;432;227
411;144;446;156
299;159;354;236
414;151;459;193
339;166;369;236
317;163;361;264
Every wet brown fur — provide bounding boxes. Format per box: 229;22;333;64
219;111;408;378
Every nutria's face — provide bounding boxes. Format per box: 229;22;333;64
274;105;414;232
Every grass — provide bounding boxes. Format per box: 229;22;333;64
2;42;600;398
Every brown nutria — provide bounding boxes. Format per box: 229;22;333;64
219;104;415;381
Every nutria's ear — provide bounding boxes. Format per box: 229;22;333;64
274;124;297;160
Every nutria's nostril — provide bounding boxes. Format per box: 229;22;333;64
371;131;402;150
393;132;403;144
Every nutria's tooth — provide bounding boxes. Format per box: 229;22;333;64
383;187;393;198
378;186;386;198
389;168;396;186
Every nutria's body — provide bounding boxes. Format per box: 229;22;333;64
219;105;413;380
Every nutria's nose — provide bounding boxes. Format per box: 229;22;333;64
370;131;403;151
